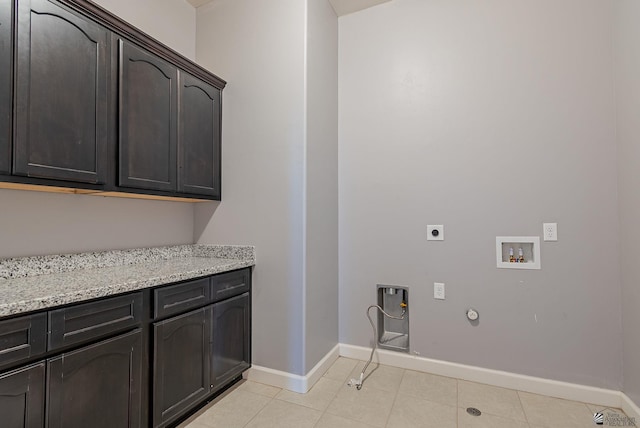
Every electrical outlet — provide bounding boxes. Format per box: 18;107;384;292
427;225;444;241
434;282;445;300
543;223;558;241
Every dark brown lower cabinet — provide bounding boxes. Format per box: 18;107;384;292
46;329;143;428
0;363;45;428
211;293;251;389
0;269;251;428
153;307;211;428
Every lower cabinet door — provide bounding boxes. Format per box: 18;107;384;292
211;293;251;388
46;329;143;428
0;363;45;428
153;307;211;428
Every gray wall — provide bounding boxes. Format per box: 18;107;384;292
614;0;640;407
0;0;197;260
338;0;622;389
195;0;339;376
92;0;196;60
195;0;308;375
305;0;339;372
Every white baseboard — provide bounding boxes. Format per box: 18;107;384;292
245;342;629;412
244;344;340;394
339;344;621;408
621;392;640;423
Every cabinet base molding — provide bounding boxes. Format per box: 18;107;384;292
0;182;100;195
92;191;212;203
0;182;213;202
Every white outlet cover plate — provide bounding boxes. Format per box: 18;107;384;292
434;282;445;300
543;223;558;241
427;225;444;241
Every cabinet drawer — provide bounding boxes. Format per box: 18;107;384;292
211;269;251;302
153;277;210;319
48;293;142;351
0;313;46;370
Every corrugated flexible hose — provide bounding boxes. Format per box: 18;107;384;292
348;303;406;390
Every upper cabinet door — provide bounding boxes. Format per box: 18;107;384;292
178;72;221;198
14;0;109;184
0;0;11;175
118;40;177;192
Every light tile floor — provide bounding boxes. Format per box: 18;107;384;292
179;357;634;428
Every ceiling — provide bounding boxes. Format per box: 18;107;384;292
327;0;391;16
186;0;392;16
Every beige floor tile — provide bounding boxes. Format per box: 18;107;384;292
238;380;282;398
315;413;377;428
518;391;594;428
178;382;243;427
324;357;360;382
348;362;405;393
457;380;526;421
191;390;271;428
244;399;322;428
386;393;457;428
184;422;213;428
457;407;530;428
326;382;397;428
398;370;457;407
275;377;342;411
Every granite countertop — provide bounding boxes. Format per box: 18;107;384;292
0;245;255;317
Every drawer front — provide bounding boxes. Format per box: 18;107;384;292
0;313;47;370
48;293;143;351
211;268;251;302
153;277;210;319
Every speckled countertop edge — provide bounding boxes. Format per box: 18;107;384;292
0;245;255;317
0;244;255;280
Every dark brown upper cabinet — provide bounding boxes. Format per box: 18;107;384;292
118;39;177;192
0;0;11;175
178;72;221;198
1;0;225;200
14;0;109;184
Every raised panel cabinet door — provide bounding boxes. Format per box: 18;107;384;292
0;0;12;174
0;313;47;371
14;0;109;184
153;307;211;428
0;363;45;428
46;329;143;428
178;71;221;198
211;293;250;389
119;40;177;192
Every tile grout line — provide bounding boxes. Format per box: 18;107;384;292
383;368;405;428
516;390;535;428
241;393;276;428
455;378;459;428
